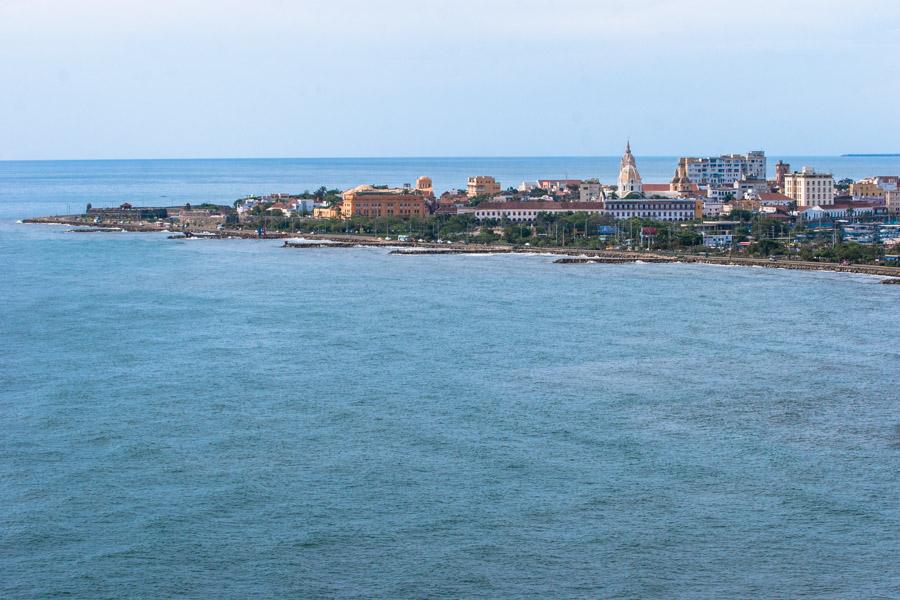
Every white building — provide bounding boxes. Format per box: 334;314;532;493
579;180;604;202
702;200;726;217
798;204;875;221
733;176;769;198
703;233;733;248
467;201;605;222
604;198;698;221
684;151;766;185
783;166;835;207
706;186;739;201
291;198;316;214
236;198;257;217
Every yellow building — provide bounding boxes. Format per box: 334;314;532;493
313;204;341;219
783;167;834;207
340;185;428;219
885;190;900;211
849;180;884;199
466;176;501;198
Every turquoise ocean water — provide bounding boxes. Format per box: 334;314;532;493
1;158;899;598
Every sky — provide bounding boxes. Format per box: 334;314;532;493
1;0;899;159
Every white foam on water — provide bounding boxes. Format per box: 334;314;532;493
286;237;340;245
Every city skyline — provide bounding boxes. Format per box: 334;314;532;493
4;3;899;598
1;0;899;160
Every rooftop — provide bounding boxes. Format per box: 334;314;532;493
343;184;420;196
474;201;605;211
758;192;792;201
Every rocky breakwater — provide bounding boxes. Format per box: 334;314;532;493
677;255;900;277
283;237;406;249
283;241;364;248
555;252;900;277
390;246;517;255
555;254;676;264
23;216;169;233
390;247;668;259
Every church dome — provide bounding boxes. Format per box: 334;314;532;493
617;142;643;198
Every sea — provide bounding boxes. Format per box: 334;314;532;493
1;157;899;599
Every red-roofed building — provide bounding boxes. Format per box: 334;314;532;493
266;201;293;215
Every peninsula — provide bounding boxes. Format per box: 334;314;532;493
25;146;900;278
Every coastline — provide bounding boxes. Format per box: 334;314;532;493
22;216;900;280
292;239;900;278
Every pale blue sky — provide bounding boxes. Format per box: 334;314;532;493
1;0;898;159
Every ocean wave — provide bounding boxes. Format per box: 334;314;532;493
285;237;339;245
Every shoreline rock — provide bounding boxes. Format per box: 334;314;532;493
21;218;900;278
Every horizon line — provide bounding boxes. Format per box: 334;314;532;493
0;153;891;163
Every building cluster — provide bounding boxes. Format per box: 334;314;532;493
236;193;317;218
229;144;899;237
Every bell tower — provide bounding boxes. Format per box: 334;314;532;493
670;158;693;197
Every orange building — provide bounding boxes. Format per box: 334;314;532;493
340;185;428;219
467;176;501;198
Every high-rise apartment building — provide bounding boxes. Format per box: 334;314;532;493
684;151;766;185
783;167;834;207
